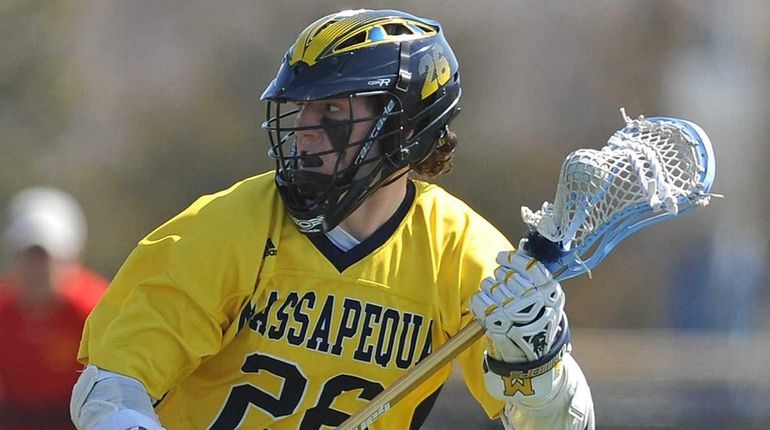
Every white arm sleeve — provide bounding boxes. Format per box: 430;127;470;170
501;353;594;430
70;365;165;430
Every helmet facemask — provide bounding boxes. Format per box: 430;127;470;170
263;93;406;234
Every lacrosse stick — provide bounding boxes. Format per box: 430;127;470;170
338;108;717;430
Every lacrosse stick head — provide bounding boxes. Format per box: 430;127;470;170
522;108;716;281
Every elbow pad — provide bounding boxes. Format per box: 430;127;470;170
70;365;164;430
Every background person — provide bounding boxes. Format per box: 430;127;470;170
0;186;107;430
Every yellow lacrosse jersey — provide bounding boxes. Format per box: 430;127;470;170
79;171;512;429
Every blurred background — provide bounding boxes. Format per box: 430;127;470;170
1;0;768;428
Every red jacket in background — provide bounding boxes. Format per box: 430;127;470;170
0;266;107;430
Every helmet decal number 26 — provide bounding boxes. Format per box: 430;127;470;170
418;45;451;100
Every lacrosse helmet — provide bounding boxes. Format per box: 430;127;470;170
261;9;461;234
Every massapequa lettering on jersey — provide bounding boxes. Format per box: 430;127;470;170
237;291;433;370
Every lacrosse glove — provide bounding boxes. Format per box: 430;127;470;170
469;240;570;401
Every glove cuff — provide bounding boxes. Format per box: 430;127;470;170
483;318;571;378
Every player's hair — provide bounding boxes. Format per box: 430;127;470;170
413;129;457;178
365;95;457;179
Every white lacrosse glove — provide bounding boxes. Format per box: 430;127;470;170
469;240;570;401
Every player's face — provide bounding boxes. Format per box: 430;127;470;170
293;97;376;176
11;246;55;298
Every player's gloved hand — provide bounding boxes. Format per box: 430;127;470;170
469;240;570;401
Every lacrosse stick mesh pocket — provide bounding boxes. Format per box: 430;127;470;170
522;109;712;252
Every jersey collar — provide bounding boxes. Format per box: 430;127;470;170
308;180;416;272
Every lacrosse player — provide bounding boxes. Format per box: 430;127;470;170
71;9;593;430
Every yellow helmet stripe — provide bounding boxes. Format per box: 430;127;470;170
290;11;436;66
291;11;376;66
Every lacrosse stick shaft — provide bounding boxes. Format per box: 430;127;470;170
338;265;568;430
337;320;485;430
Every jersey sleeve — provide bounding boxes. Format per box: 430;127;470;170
78;175;278;399
457;223;513;419
435;202;514;420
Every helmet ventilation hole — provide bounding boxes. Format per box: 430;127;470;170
337;31;367;50
382;23;413;36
